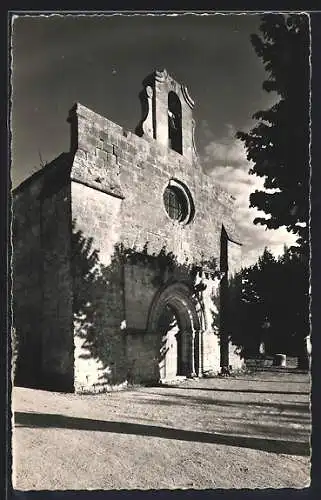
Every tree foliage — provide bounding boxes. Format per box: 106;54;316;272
229;246;309;360
236;14;310;252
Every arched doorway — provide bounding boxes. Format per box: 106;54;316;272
158;304;179;379
148;282;201;381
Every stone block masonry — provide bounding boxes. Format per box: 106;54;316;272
13;153;74;391
69;101;237;265
13;69;243;393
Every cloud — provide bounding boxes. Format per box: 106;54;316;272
201;128;297;267
202;124;247;169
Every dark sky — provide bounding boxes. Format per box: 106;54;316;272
11;13;297;265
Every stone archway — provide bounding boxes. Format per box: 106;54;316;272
148;282;201;381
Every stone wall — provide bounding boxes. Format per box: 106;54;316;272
71;181;126;392
12;175;43;387
13;154;74;390
69;102;238;266
126;332;160;383
41;156;74;391
68;101;243;388
124;261;160;331
13;92;243;392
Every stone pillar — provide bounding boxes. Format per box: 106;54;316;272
305;334;312;371
198;329;203;377
190;329;196;377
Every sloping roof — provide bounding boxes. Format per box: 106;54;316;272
12;152;72;196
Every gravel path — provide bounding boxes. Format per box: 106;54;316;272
12;370;311;490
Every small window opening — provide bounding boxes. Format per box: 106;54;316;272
168;92;182;154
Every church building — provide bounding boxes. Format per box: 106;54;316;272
13;69;243;393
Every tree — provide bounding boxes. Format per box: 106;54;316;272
228;248;277;357
243;248;278;356
236;14;310;254
275;245;309;364
230;246;309;362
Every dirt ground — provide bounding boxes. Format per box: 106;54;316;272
12;370;311;490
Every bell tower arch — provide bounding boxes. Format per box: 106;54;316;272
135;69;197;162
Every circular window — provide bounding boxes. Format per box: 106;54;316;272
163;180;195;224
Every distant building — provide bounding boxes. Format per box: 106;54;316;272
12;69;243;393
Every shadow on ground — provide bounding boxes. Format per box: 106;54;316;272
214;377;309;384
136;390;310;412
159;385;309;396
131;386;310;442
15;411;309;457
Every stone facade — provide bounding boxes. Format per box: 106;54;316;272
13;69;243;393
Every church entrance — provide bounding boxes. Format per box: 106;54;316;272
148;282;201;382
158;305;179;380
158;304;192;379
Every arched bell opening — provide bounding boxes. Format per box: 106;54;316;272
168;91;183;154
